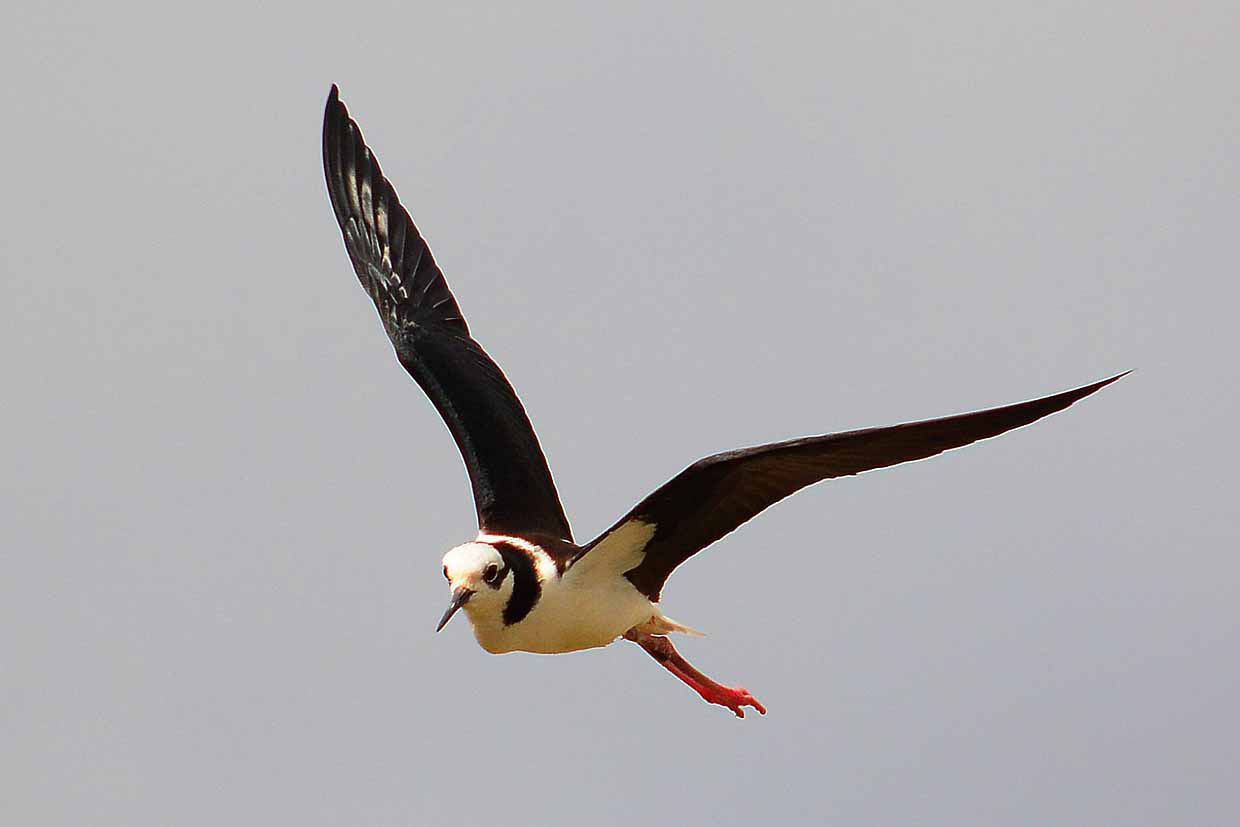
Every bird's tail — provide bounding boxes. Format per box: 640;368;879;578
650;611;705;638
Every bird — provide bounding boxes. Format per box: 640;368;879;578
321;84;1125;718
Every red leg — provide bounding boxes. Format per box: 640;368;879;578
624;629;766;718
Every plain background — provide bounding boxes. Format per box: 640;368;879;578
3;2;1237;824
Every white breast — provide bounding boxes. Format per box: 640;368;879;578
468;522;662;654
474;567;652;654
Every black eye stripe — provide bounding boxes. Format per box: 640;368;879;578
490;542;539;624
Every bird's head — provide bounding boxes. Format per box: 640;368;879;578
436;542;511;632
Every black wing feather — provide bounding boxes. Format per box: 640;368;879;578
323;86;572;541
610;373;1126;600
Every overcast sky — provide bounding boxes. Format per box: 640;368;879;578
3;2;1238;824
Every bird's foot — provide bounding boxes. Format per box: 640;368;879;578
691;681;767;718
624;628;767;718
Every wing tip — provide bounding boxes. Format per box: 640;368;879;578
1006;369;1130;422
324;83;342;120
324;84;348;135
1074;369;1132;399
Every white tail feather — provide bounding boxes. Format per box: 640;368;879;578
649;612;705;637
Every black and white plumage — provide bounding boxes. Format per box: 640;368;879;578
322;85;1125;717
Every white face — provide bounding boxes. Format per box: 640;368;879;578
438;542;511;630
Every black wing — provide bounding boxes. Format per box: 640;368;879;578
323;86;572;541
596;374;1125;600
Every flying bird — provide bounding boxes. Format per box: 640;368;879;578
322;85;1124;718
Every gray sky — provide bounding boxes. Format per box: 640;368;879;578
4;2;1237;824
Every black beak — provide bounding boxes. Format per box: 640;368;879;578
435;587;473;632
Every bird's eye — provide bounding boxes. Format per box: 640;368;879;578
442;565;449;580
483;564;500;584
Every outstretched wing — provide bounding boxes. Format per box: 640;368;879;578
323;85;572;542
587;374;1125;600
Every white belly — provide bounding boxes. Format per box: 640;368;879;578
472;573;655;654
